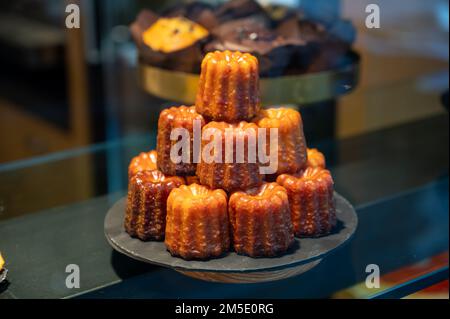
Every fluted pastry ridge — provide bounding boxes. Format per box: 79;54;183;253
196;121;263;192
254;107;307;177
165;184;230;259
307;148;326;168
157;105;205;176
128;150;158;179
229;182;294;257
125;170;185;241
277;167;336;237
195;50;260;122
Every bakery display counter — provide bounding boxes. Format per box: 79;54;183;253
0;113;447;299
133;1;359;105
0;0;448;300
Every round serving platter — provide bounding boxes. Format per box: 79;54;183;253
104;192;357;283
138;51;360;106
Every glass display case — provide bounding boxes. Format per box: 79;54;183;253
0;0;448;299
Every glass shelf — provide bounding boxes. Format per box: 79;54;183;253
0;113;447;299
0;0;448;300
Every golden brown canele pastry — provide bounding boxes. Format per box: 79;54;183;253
229;182;294;257
254;107;308;177
165;184;230;260
277;167;336;237
195;50;260;122
196;121;264;192
142;17;209;53
157;105;205;176
124;170;185;241
184;175;200;185
306;148;326;168
128;150;158;179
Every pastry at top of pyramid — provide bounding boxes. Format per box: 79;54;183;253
195;50;260;122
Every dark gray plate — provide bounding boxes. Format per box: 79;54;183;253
104;193;357;273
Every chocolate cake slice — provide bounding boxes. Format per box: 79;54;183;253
206;17;304;76
162;1;218;30
215;0;269;23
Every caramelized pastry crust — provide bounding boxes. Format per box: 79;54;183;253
124;170;185;241
307;148;326;168
165;184;230;259
157;105;205;176
229;183;294;257
196;121;264;192
195;51;260;122
128;150;158;179
185;175;200;185
254;107;307;177
277;167;336;237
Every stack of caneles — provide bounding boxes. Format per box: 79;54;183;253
125;50;336;260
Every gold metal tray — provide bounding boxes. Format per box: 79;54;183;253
138;51;360;105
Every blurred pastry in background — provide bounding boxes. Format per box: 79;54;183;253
206;17;303;76
215;0;269;24
131;0;356;76
142;17;208;53
162;1;218;29
276;15;355;73
131;12;209;72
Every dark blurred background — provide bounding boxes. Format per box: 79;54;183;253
0;0;448;219
0;0;447;164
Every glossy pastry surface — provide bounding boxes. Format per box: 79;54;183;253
254;107;307;176
185;175;200;185
196;121;263;192
195;50;260;122
165;184;230;260
229;182;294;257
128;150;158;179
157;105;205;176
277;167;336;237
307;148;326;168
124;170;185;241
